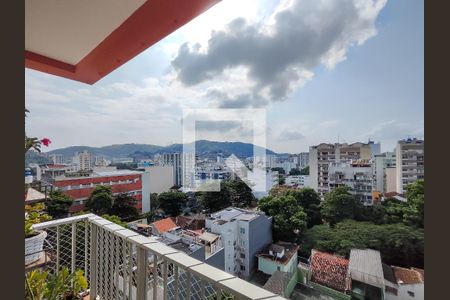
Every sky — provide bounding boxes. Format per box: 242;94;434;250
25;0;424;154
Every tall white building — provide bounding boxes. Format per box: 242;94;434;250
205;207;272;279
299;152;310;169
373;152;396;193
161;153;182;186
309;142;379;198
328;160;374;205
395;138;424;194
72;151;94;171
49;153;64;164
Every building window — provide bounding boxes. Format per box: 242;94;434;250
277;266;281;271
240;253;245;259
407;291;415;297
240;265;245;271
385;286;398;295
240;227;245;234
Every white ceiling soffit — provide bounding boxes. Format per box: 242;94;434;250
25;0;147;65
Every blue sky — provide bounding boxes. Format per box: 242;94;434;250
25;0;423;153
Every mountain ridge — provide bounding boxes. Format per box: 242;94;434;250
43;140;279;160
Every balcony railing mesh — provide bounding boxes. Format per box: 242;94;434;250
26;214;283;300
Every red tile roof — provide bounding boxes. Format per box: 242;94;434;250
392;266;424;284
310;250;350;292
152;218;178;234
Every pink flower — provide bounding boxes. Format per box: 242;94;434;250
41;138;51;147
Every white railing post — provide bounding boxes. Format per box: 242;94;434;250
163;260;168;300
71;223;76;274
136;247;148;300
174;266;179;300
56;225;60;273
84;220;88;276
153;254;158;300
89;223;98;300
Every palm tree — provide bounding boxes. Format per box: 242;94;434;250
25;137;42;153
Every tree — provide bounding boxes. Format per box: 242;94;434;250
197;182;231;212
299;166;309;175
278;176;286;185
320;186;363;226
289;168;301;175
101;214;127;227
85;186;114;215
45;190;73;219
258;194;307;242
404;180;424;228
157;191;188;216
108;193;139;221
226;179;255;208
301;220;424;268
296;188;322;228
271;167;285;175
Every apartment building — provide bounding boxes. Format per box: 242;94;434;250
53;169;145;213
285;175;311;188
48;153;64;164
72;151;94;171
395;138;424;194
373;152;396;193
205;207;272;279
328;160;374;205
309;141;379;198
290;152;309;169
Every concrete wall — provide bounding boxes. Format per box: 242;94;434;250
385;167;397;194
205;247;225;271
385;284;424;300
141;172;151;213
144;165;174;194
248;215;272;278
258;252;298;275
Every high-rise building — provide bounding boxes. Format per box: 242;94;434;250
373;152;396;193
72;151;94;171
328;160;374;205
49;153;64;164
299;152;310;169
161;153;182;186
395;138;424;194
309;142;379;198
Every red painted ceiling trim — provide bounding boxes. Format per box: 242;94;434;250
25;0;221;84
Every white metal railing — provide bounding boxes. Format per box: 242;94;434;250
28;214;285;300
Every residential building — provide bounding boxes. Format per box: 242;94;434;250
205;207;273;278
348;249;385;299
48;153;64;164
52;169;145;213
150;217;179;236
161;153;184;186
300;152;309;168
285;175;311;188
257;242;299;275
72;151;94;171
41;164;77;179
385;166;397;194
297;248;422;300
328;160;374;205
384;266;424;300
309;141;379;198
395;138;424;194
373;152;396;193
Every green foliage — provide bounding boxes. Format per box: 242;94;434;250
320;186;363;226
271;167;285;174
85;186;114;215
301;220;424;268
299;166;310;175
278;176;286;185
108;193;139;221
258;194;307;242
45;190;73;219
157;191;188;216
26;267;88;300
289;168;301;175
101;214;128;227
25;203;52;237
404;180;424;228
225;179;255;208
197;182;231;213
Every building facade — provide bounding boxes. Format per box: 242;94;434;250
72;151;94;171
395;138;424;194
205;207;272;278
53;170;145;213
328;160;374;205
309;142;379;198
373;152;396;193
49;153;64;165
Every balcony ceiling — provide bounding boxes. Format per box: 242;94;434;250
25;0;220;84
